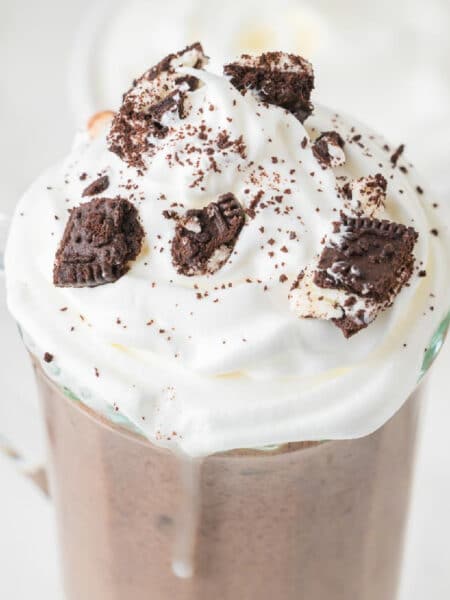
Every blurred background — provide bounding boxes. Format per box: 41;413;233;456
0;0;449;597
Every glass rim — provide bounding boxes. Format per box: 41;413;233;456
33;357;323;459
28;308;450;459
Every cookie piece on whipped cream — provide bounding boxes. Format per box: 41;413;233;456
108;43;208;169
54;198;144;288
312;131;346;168
224;51;314;122
171;193;245;276
290;214;418;337
342;173;387;218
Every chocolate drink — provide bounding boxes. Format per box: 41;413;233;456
36;361;422;600
6;43;449;600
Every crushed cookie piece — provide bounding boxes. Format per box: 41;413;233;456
172;194;245;276
54;198;144;287
312;131;346;168
108;43;208;169
224;51;314;122
291;215;418;337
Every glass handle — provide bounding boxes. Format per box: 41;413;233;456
0;433;48;495
0;213;49;495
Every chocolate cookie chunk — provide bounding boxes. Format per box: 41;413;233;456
315;215;417;299
108;43;208;169
312;131;346;168
82;175;110;197
224;52;314;122
314;214;418;336
54;198;144;288
171;193;245;276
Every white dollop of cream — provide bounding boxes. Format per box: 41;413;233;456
5;67;450;457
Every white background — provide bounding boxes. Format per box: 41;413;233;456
0;0;449;597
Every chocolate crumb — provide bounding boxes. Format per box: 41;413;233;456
82;175;110;197
390;144;405;167
162;209;179;221
44;353;54;363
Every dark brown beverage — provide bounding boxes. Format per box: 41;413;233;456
34;361;422;600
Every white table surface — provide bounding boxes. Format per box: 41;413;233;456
0;1;449;597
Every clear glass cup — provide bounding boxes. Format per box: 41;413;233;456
35;356;422;600
1;212;449;599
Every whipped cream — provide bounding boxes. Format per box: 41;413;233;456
6;55;450;456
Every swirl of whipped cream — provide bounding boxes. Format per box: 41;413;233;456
5;51;450;456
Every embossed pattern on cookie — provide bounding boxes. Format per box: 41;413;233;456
54;198;144;288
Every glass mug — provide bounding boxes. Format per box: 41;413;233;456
1;212;449;600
